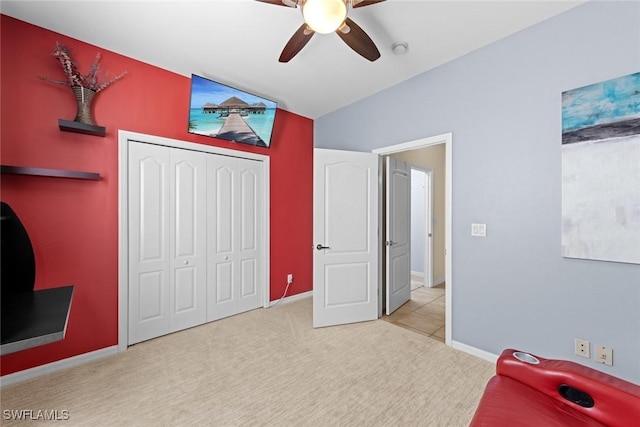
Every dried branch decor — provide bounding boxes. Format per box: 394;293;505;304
40;42;127;127
40;42;127;93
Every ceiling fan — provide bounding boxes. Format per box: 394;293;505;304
256;0;386;62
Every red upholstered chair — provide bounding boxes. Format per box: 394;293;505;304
470;349;640;427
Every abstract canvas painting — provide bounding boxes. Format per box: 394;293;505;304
561;72;640;264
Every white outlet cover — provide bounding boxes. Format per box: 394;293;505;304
595;345;613;366
575;338;590;358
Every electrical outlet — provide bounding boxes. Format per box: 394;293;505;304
575;338;590;358
287;274;293;284
595;345;613;366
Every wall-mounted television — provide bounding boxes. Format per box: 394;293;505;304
188;74;277;148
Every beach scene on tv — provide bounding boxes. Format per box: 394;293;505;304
188;75;277;148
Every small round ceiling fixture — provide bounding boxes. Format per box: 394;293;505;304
391;41;409;55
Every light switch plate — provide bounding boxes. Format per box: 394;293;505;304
471;223;487;237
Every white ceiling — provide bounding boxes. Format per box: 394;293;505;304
2;0;584;119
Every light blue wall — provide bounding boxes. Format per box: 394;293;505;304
315;1;640;383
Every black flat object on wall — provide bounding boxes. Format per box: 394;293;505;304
1;201;36;296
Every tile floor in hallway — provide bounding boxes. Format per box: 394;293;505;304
381;283;445;342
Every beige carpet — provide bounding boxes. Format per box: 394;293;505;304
1;298;494;426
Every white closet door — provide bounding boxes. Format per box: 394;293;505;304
169;149;207;332
207;155;263;322
207;156;236;321
236;158;263;313
129;143;207;344
129;143;171;344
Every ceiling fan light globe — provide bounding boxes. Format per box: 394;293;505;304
302;0;347;34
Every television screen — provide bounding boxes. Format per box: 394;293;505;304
188;74;277;148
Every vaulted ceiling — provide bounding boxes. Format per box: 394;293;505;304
2;0;584;118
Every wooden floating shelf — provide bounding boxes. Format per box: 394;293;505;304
1;165;101;181
58;119;106;137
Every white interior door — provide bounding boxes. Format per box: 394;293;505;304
386;157;411;314
424;169;434;288
313;149;379;328
207;155;263;322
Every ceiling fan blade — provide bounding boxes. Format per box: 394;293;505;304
279;24;315;62
352;0;386;8
336;18;380;61
255;0;297;7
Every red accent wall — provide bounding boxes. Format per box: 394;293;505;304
0;15;313;376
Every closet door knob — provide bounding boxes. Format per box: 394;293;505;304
184;260;189;265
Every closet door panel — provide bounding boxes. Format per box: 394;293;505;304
128;143;171;344
213;262;236;320
174;162;198;257
207;156;239;321
240;169;257;251
216;262;234;302
174;267;197;312
237;158;263;313
138;271;165;321
241;259;257;297
170;151;207;332
215;166;234;254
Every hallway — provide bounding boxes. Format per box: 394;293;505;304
381;284;445;342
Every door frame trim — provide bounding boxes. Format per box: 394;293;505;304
117;130;270;352
372;132;452;346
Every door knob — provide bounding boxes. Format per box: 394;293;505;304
386;241;396;246
184;260;189;265
316;244;331;250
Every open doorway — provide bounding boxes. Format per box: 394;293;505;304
373;133;452;346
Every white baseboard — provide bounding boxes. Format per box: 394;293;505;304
0;346;118;387
452;340;499;364
431;276;445;287
411;273;445;288
269;290;312;307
